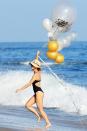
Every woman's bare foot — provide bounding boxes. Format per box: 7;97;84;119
45;122;51;128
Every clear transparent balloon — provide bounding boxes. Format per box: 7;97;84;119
52;4;76;33
53;6;75;22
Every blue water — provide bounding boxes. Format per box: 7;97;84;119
0;42;87;131
0;41;87;86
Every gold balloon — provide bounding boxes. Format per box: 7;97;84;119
46;51;57;60
48;40;58;52
55;53;64;63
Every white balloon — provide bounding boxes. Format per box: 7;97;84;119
66;32;77;42
66;36;72;41
70;32;77;40
42;18;53;32
58;32;77;51
63;39;68;44
58;40;64;51
48;32;54;39
58;39;69;51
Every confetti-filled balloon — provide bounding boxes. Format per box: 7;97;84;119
52;4;76;33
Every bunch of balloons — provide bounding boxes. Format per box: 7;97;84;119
42;3;77;64
47;40;64;63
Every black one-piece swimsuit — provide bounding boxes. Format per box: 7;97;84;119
32;80;44;94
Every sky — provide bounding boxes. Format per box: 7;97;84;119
0;0;86;42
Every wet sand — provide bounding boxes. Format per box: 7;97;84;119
0;128;45;131
0;128;20;131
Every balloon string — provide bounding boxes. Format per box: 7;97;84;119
39;56;80;113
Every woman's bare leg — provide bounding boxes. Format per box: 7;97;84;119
25;95;40;122
36;92;51;128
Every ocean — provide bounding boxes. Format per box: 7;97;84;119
0;41;87;131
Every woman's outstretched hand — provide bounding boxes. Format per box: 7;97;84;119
16;88;22;93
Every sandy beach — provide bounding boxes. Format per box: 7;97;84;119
0;127;47;131
0;128;22;131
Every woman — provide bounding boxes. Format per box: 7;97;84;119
16;51;51;129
